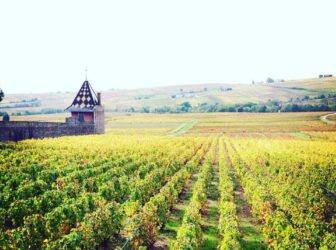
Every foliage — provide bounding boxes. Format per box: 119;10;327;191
124;141;211;249
218;140;241;249
170;143;216;249
11;108;63;116
0;135;205;249
0;134;335;249
226;138;336;249
135;101;336;114
266;77;274;84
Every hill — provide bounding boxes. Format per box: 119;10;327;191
1;77;335;115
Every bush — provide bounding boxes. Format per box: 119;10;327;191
0;88;4;102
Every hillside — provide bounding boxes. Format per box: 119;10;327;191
1;77;335;115
272;77;336;90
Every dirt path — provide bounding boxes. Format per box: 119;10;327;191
320;112;336;125
224;143;266;250
151;172;198;249
168;119;198;136
151;143;213;249
200;144;219;250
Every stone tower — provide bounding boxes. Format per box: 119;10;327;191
65;80;105;134
94;92;105;134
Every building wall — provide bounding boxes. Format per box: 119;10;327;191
71;112;94;122
71;112;79;119
0;121;95;142
94;106;105;134
84;113;93;122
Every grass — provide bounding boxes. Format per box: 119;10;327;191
103;112;334;136
2;113;67;122
200;203;219;249
327;114;336;121
168;119;198;136
239;221;265;250
289;132;312;139
234;189;266;250
272;77;336;90
5;111;336;137
200;163;219;250
320;113;336;125
229;163;266;250
189;112;335;134
153;173;198;249
305;131;336;141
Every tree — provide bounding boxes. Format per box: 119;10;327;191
180;102;192;112
258;105;267;112
266;77;274;84
141;107;150;113
0;88;4;102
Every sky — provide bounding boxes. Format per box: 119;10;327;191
0;0;335;94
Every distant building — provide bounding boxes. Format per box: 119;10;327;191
65;80;105;134
319;74;333;78
0;78;105;141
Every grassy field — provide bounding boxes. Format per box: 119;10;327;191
4;111;336;139
107;112;336;138
328;114;336;121
272;77;336;91
0;113;68;122
188;112;336;135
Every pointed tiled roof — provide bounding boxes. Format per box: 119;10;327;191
66;80;99;112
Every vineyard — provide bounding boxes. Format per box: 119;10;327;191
0;135;335;249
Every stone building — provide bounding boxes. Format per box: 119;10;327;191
0;79;105;141
65;80;105;134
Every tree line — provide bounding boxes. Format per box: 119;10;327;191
110;100;336;114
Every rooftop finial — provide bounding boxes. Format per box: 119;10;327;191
85;67;88;81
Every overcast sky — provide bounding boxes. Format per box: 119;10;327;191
0;0;335;93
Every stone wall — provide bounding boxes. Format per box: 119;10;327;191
94;106;105;134
0;121;95;142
